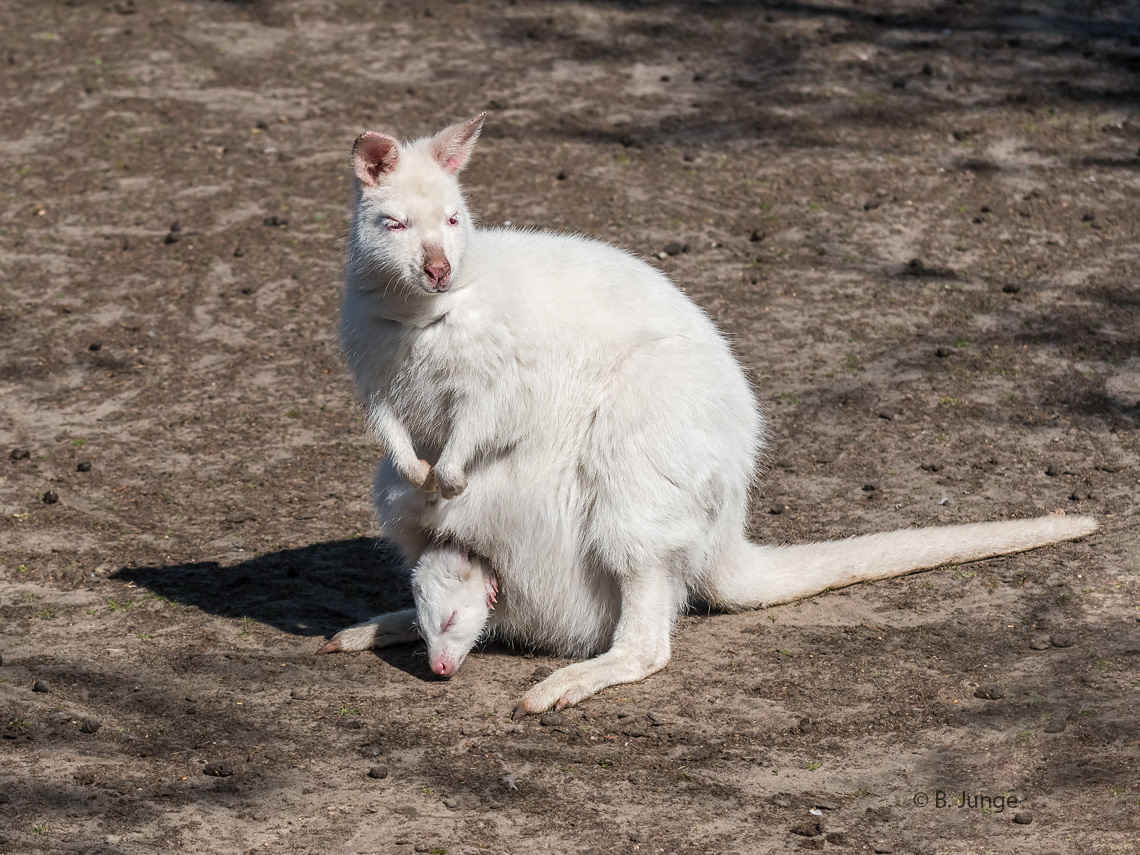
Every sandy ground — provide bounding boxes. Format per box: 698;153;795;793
1;0;1138;852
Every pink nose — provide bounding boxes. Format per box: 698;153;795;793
423;258;451;290
431;659;454;678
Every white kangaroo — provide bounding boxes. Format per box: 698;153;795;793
321;113;1098;719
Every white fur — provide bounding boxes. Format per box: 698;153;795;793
325;115;1098;717
411;543;497;677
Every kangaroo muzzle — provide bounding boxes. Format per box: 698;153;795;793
422;247;451;292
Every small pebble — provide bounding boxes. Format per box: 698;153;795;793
935;347;952;358
88;342;102;351
1029;634;1051;650
790;818;823;837
290;688;308;700
873;845;894;854
530;665;553;681
1043;716;1066;733
1050;634;1074;648
825;832;848;846
32;679;50;693
42;490;59;504
662;242;683;256
263;215;288;227
539;712;565;727
749;229;766;242
367;766;389;779
1069;489;1091;501
1012;812;1032;824
169;220;181;232
974;685;1004;700
9;448;30;460
203;763;234;777
556;170;568;181
77;461;91;472
863;199;881;210
1002;283;1021;293
80;719;101;734
233;246;245;258
1045;464;1060;477
163;231;180;244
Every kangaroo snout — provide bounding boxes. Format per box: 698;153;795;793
422;247;451;292
430;656;457;677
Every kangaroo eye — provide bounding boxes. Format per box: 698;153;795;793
385;219;407;232
447;214;459;227
440;611;457;633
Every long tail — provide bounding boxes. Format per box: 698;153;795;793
704;514;1098;609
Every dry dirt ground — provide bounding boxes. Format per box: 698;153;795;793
1;1;1138;853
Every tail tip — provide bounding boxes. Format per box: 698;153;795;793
1051;511;1098;539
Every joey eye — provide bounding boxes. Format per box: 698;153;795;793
447;214;459;227
385;219;407;232
440;610;458;633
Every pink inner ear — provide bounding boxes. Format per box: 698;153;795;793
352;132;399;186
484;570;498;607
430;113;486;174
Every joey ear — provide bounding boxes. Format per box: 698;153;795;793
456;550;476;583
430;113;486;174
352;131;400;187
484;568;498;608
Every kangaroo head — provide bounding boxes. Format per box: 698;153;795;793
349;114;485;296
411;547;494;679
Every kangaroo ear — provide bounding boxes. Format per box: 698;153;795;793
430;113;486;174
483;567;498;608
352;132;400;187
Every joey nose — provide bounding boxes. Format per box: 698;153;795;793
431;659;454;678
423;257;451;291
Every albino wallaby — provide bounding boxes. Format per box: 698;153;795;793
322;113;1098;719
